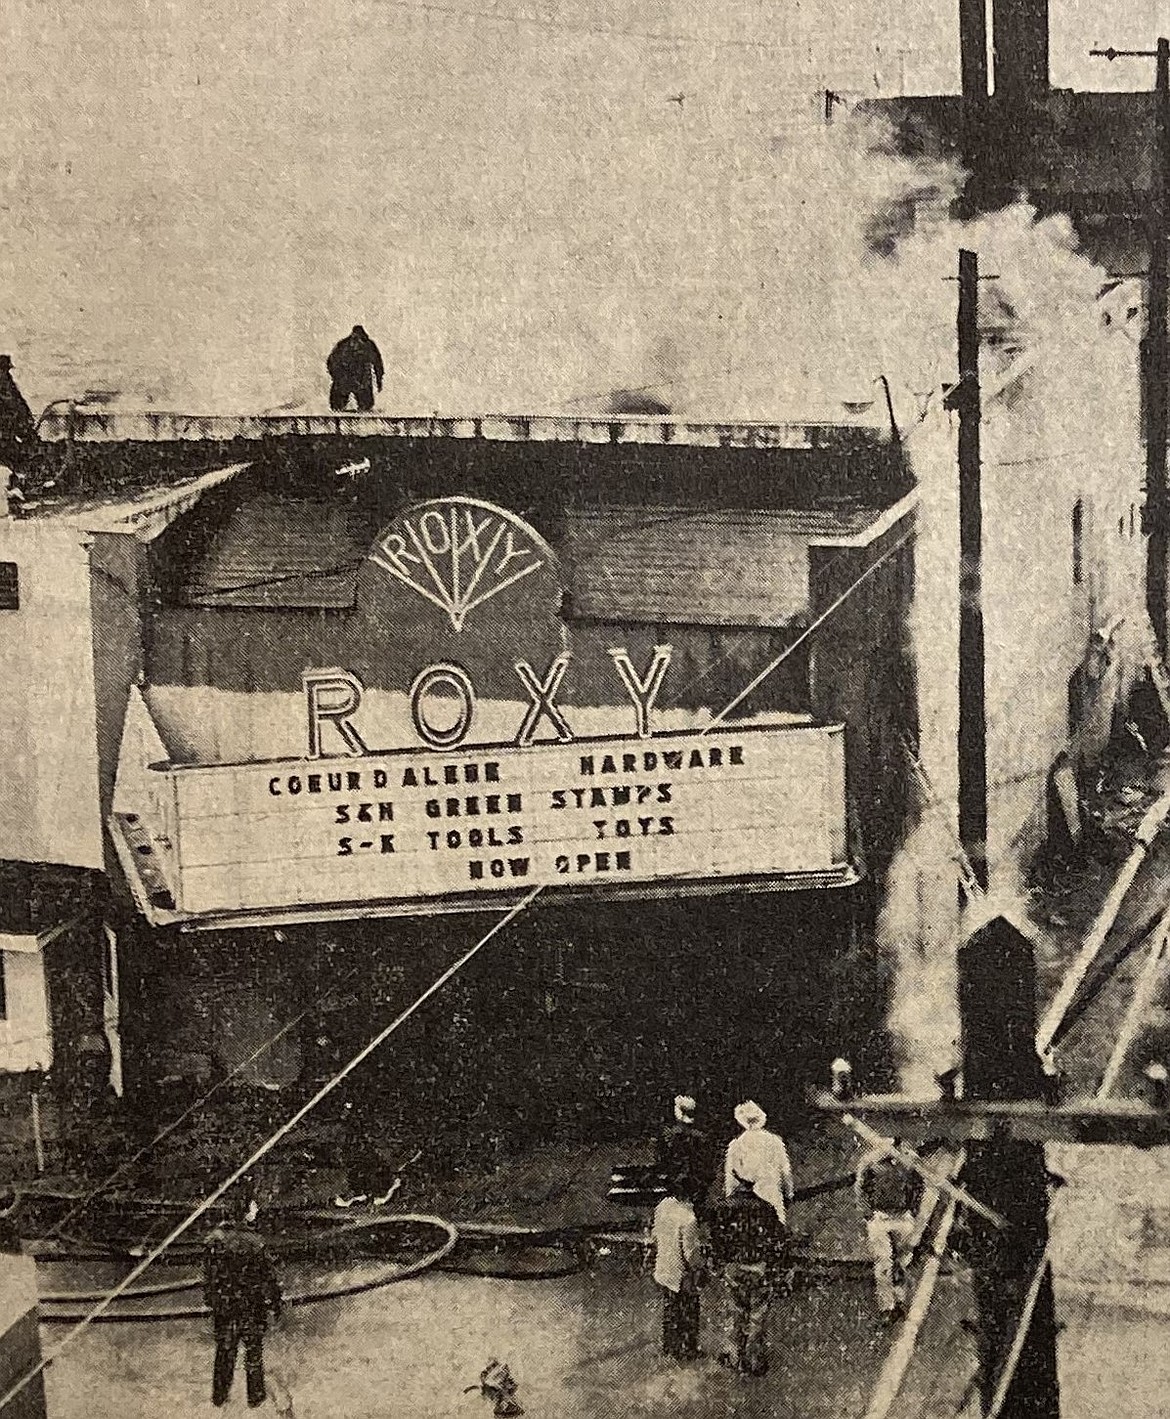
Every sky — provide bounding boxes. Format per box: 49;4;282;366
1;0;1167;414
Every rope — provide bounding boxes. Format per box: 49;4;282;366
0;885;543;1416
703;525;915;730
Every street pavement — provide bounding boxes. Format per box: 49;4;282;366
40;1256;978;1419
30;755;1170;1419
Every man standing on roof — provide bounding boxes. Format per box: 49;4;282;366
723;1101;794;1225
0;355;37;468
326;325;384;412
203;1193;283;1408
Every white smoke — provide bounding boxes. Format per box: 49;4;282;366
2;0;958;419
2;0;1147;1091
881;198;1145;1093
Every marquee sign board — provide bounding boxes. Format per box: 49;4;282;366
160;722;847;916
114;495;856;921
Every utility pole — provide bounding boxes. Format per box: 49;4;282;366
1149;39;1169;657
960;919;1060;1419
956;248;989;894
959;0;989;181
1092;40;1170;655
949;249;1060;1417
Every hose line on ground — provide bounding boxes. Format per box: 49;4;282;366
37;1213;459;1321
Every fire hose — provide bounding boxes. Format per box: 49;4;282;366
35;1213;459;1322
28;1170;864;1322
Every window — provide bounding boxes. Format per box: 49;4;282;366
0;562;17;611
1072;500;1084;586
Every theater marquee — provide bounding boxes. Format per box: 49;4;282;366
110;495;855;924
154;723;847;916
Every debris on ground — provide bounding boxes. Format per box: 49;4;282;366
465;1360;524;1416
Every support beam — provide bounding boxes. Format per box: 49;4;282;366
812;1090;1170;1148
1146;39;1170;656
959;0;989;177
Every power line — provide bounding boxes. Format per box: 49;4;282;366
0;885;544;1417
703;522;916;729
362;0;882;59
650;515;914;716
187;559;363;600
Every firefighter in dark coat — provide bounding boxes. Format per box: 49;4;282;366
654;1094;716;1214
203;1195;283;1408
0;355;37;467
326;325;384;411
707;1170;790;1377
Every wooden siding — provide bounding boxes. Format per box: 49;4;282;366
176;495;362;609
564;508;811;627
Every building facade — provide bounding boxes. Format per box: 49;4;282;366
0;413;918;1153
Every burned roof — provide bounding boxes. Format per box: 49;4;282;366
24;409;912;527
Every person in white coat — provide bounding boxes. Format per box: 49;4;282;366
652;1181;704;1361
723;1101;794;1224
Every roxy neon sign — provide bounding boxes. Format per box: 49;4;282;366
302;646;674;756
369;497;550;633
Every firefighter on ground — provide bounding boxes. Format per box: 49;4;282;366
855;1137;925;1324
203;1192;283;1408
326;325;384;411
707;1166;790;1377
723;1100;794;1224
654;1094;716;1214
651;1172;705;1362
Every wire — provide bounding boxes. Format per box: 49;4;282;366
703;522;916;729
649;504;918;717
185;558;364;601
0;885;543;1417
989;449;1092;468
895;620;1107;864
901;736;984;902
